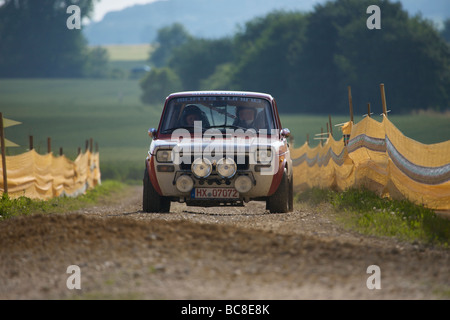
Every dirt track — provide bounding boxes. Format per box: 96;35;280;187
0;185;449;300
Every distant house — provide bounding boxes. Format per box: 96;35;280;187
130;65;151;79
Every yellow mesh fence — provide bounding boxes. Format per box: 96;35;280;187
0;149;101;200
292;116;450;211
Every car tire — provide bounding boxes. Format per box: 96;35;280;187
143;167;171;213
267;168;292;213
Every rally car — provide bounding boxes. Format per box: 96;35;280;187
143;91;293;213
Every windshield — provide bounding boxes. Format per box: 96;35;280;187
160;96;275;134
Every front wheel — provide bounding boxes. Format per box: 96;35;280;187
143;167;171;213
266;168;293;213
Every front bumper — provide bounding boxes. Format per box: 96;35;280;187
147;157;280;202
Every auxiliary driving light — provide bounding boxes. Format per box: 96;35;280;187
234;175;252;194
191;158;212;178
217;158;237;179
176;175;194;193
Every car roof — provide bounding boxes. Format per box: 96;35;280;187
166;91;274;101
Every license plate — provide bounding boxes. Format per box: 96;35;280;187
191;188;239;199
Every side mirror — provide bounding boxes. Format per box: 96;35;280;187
148;128;157;139
280;128;291;138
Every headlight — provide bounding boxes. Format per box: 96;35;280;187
234;175;252;193
255;148;272;164
176;175;194;193
191;158;212;178
217;158;237;179
156;149;173;163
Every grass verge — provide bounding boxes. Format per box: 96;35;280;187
296;187;450;247
0;180;126;220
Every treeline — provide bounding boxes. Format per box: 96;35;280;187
0;0;108;78
141;0;450;114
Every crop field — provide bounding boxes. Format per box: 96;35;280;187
1;78;449;180
101;44;153;79
102;44;154;62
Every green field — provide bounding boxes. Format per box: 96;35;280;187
0;79;160;163
1;78;449;181
282;112;450;148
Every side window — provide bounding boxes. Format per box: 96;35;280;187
161;104;181;131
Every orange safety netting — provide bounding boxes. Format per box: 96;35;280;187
0;149;101;200
291;116;450;211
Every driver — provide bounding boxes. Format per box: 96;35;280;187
180;105;210;127
233;106;257;129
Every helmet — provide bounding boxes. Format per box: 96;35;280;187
183;105;202;117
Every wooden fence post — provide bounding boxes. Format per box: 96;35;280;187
0;113;8;194
380;83;387;117
328;114;333;136
29;135;34;150
348;86;354;122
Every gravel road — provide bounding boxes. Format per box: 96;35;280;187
0;185;448;300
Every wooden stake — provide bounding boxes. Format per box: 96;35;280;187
380;83;387;117
367;103;371;117
0;113;8;194
47;137;52;154
328;115;333;135
348;86;354;122
29;135;34;150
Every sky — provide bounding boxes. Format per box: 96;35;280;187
92;0;159;21
92;0;449;25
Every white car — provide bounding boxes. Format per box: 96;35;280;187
143;91;293;213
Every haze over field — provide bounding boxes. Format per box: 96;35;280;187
85;0;450;45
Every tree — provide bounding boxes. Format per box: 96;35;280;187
85;47;110;78
140;67;183;105
168;37;235;90
441;18;450;43
141;1;450;113
0;0;101;78
290;0;450;113
149;23;192;68
333;1;450;112
230;11;308;111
